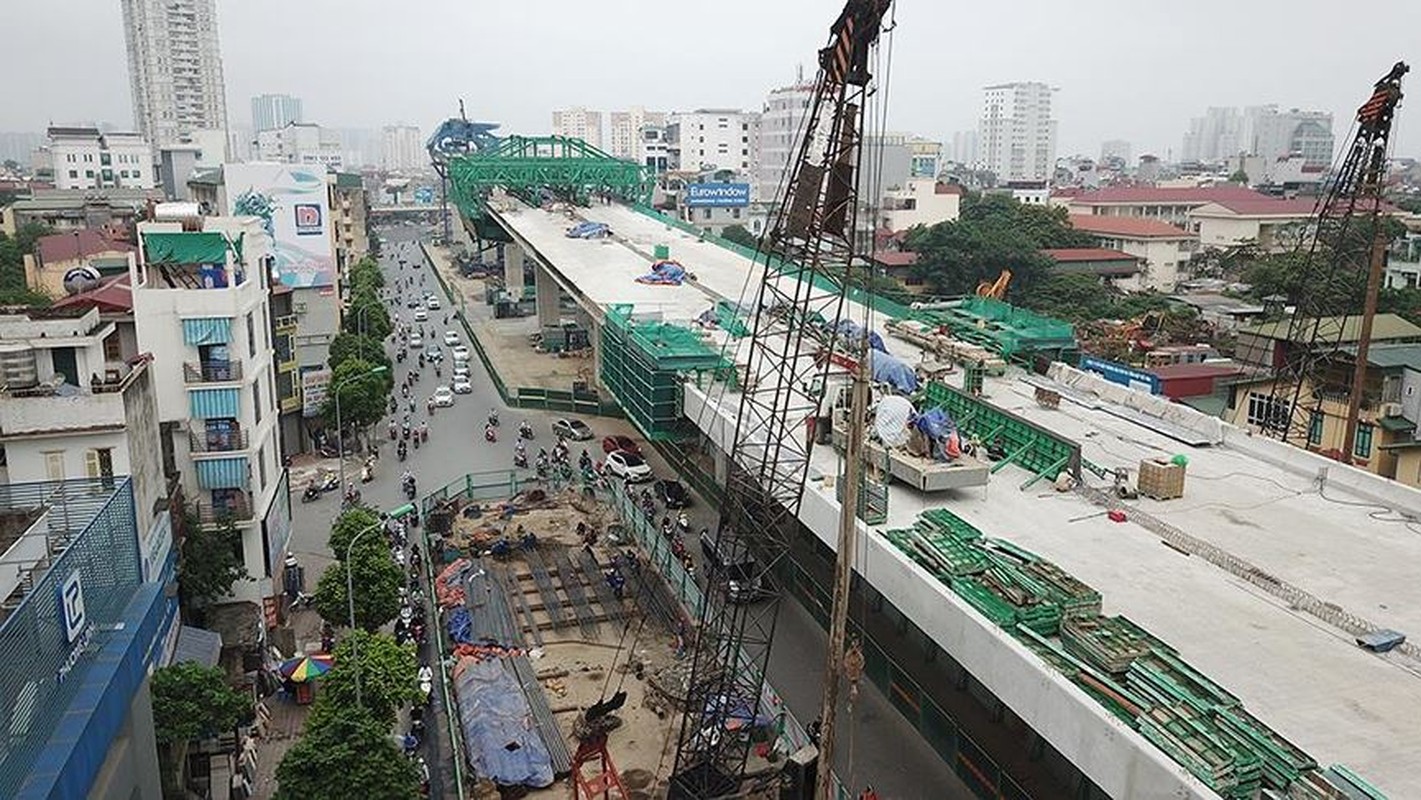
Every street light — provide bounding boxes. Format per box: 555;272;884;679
347;502;416;710
333;364;388;493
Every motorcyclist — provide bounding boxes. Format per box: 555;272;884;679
388;419;398;439
488;408;499;427
519;420;533;439
484;423;497;442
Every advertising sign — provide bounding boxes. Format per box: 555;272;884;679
684;182;751;208
140;511;174;583
60;569;87;643
301;367;331;418
225;163;335;288
264;480;293;576
1079;355;1160;395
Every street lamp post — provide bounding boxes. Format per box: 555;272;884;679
333;365;388;494
346;503;415;710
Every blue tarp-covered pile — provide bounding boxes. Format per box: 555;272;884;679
869;349;919;394
447;606;475;645
831;319;887;353
915;407;963;461
453;657;555;788
566;221;609;239
636;259;687;285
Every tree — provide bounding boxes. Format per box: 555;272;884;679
321;357;392;433
348;256;385;290
313;544;403;632
328;332;392;374
151;662;252;744
1228;169;1251;185
275;702;421;800
344;290;393;340
326;507;385;560
720;224;760;250
319;631;418;726
177;507;250;611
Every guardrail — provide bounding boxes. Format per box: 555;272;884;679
183;361;244;384
188;428;250;453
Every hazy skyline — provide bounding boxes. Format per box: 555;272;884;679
4;0;1419;161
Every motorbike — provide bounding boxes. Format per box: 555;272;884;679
419;425;429;443
488;411;500;428
301;483;322;503
418;665;434;706
513;450;528;469
485;426;497;443
360;457;376;483
316;471;339;493
398;441;408;461
388;421;397;440
519;422;534;440
677;510;690;535
343;487;362;507
402;424;411;440
413;433;421;450
404;480;417;501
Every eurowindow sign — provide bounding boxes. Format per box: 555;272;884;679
60;569;87;643
684;182;750;208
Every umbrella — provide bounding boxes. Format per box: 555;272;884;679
279;654;334;683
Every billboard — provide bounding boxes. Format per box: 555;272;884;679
225;163;336;288
301;367;331;417
1079;355;1160;395
684;182;751;208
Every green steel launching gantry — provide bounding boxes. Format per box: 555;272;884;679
446;135;654;219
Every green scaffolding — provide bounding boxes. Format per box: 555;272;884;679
916;296;1078;363
448;135;653;218
599;305;732;440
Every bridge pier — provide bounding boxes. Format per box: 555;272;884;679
504;244;525;301
534;263;561;330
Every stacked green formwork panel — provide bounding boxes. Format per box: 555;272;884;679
919;380;1081;484
599;305;731;441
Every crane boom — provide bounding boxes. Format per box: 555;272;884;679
667;2;892;797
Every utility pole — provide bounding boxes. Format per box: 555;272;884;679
815;347;870;800
1342;227;1390;461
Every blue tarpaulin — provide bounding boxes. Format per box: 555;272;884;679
453;658;554;788
832;320;887;353
915;407;962;461
636;260;686;285
446;606;474;645
869;349;919;394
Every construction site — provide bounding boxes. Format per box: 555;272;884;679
409;4;1416;799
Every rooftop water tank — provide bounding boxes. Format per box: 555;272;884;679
0;342;39;390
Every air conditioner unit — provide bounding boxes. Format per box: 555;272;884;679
293;301;307;313
1380;402;1403;418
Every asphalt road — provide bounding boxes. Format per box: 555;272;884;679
286;225;968;799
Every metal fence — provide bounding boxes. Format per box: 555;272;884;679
0;478;139;800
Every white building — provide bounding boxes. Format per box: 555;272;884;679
947;129;979;166
668;109;761;180
638;125;672;173
909;137;942;178
1099;139;1132;168
251;94;303;132
979;82;1057;182
759;81;818;204
256;122;343;169
120;0;229;149
47;125;154;190
1180;107;1242;163
608;108;666;161
880;178;962;232
380;125;425;172
130;212;285;603
552;108;603;150
1068;214;1197;291
1251;108;1334;167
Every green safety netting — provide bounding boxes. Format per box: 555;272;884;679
599;304;732;440
142;231;242;265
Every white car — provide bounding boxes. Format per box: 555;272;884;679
431;386;455;407
605;450;653;483
452;363;470;381
427;296;441;310
443;331;460;346
451;344;470;362
408;333;424;349
452;375;473;394
413;308;429;322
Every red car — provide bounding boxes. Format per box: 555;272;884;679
601;435;640;456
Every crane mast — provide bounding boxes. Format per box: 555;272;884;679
1266;62;1407;451
667;2;892;797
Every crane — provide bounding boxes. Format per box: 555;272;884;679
667;2;893;798
976;269;1012;300
1264;62;1406;456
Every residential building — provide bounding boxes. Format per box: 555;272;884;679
0;187;165;236
1099;139;1132;169
947;129;979;166
250;93;303;132
608;107;667;161
1003;180;1050;206
979;82;1057;182
551;107;603;150
909;137;942;178
664;170;764;238
47;125;154;190
638;125;672;174
1042;247;1143;286
130;212;288;603
328;171;370;274
880;179;962;232
23;229;137;298
1165;293;1266;332
1223;153;1326;190
1250;107;1335;167
1062;184;1271;227
1180;107;1242;163
380;124;425;172
667;109;762;180
1068;214;1197;291
120;0;229;149
1187;196;1321;252
255;122;344;169
759;81;818;205
1385;233;1421;289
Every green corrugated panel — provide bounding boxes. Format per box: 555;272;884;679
949;578;1018;628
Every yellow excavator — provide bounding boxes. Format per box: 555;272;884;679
976;268;1012;299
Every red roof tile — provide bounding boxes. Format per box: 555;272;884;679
873;250;918;267
51;273;133;313
1193;197;1320;216
1042;248;1138;262
1151;363;1245;381
1068;215;1193;239
36;229;135;266
1067;185;1268;206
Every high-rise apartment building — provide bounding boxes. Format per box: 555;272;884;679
1182;104;1335;168
947;129;980;166
47;124;154;190
979;82;1057;183
251;93;303;132
667;109;761;178
1180;107;1242;163
552;108;603;150
1100;139;1133;167
120;0;229;149
759;81;818;204
608;108;667;161
380;125;425;172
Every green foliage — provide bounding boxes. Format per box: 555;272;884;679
319;631;418;726
349;256;385;290
328;332;392;374
905;193;1095;298
326;507;385;560
178;507;250;609
1391;195;1421;215
344;290;393;340
1021;273;1175;323
0;225;55;304
151;662;252;744
275;701;421;800
1228;169;1250;185
720;224;760;250
313;544;403;632
321;357;391;432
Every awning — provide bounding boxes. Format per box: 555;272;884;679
189;388;240;419
171;625;223;667
1377;415;1415;433
143;231;234;265
196;457;248;490
181;317;232;346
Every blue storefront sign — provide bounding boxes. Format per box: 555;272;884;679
684;182;751;208
1079;355;1161;394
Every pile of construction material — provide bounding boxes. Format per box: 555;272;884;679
880;507;1386;800
885;319;1007;374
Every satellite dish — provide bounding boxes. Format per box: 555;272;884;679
874;395;915;447
62;265;102;295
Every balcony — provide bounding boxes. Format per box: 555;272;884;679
189;428;249;453
196;493;254;524
273;314;299;333
183;361;244;384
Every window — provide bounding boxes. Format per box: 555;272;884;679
1307;410;1323;445
257;445;267;489
254;376;263;424
68;170;78;179
1354;422;1374;459
702;208;712;220
44;451;66;481
262;307;270;351
85;170;94;178
245;312;256;357
1246;392;1290;432
85;448;115;486
103;332;122;361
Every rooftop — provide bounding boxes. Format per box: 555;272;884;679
1240;313;1421;343
872;250;918;267
1042;247;1139;262
1148;362;1246;380
1167;293;1266;314
35;229;135;266
1067;214;1194;239
1338;341;1421;370
1065;185;1269;206
1189;197;1321;217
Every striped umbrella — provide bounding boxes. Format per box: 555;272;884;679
279;654;335;683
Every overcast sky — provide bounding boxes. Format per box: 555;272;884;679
4;0;1419;160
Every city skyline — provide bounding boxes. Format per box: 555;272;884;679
0;0;1416;164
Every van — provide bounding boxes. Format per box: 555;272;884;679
699;529;764;603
